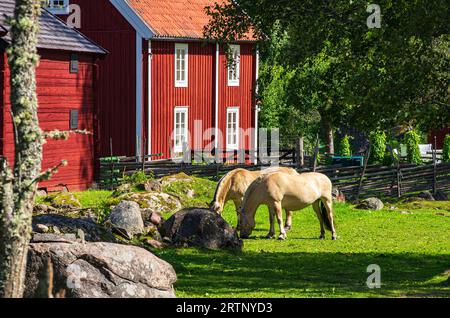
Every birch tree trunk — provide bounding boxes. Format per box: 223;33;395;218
0;0;42;298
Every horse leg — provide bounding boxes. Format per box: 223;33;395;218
313;201;325;240
284;210;293;232
323;197;337;240
266;206;276;239
274;202;287;240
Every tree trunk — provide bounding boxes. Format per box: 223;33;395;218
0;0;42;298
321;115;334;155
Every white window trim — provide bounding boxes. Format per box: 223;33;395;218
226;107;240;150
175;43;189;88
43;0;70;14
228;45;240;87
174;107;189;153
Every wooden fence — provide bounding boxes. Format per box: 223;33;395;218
99;149;450;200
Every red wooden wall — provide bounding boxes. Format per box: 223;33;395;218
217;43;256;152
150;40;256;159
0;50;96;191
67;0;137;158
150;40;215;158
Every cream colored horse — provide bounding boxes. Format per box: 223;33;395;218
239;172;337;241
209;167;298;228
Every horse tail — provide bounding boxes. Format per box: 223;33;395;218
319;200;332;231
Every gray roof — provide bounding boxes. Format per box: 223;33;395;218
0;0;106;54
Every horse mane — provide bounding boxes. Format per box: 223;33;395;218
211;169;239;205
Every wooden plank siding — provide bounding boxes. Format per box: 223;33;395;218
1;50;97;191
65;0;138;158
217;43;256;152
150;40;215;159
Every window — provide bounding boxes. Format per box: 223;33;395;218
228;45;240;86
41;0;70;14
174;107;189;153
226;107;239;150
175;44;188;87
70;54;78;73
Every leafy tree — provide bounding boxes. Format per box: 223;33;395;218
338;135;352;156
403;130;423;165
369;130;387;164
443;135;450;163
204;0;450;145
258;23;320;150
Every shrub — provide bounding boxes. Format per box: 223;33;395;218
369;130;387;164
338;135;352;157
121;171;154;186
403;130;422;164
443;134;450;163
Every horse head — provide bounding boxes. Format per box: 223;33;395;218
209;201;223;214
238;206;255;238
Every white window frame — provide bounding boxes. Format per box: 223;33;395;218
174;107;189;153
175;43;189;88
226;107;240;150
42;0;70;14
227;45;240;87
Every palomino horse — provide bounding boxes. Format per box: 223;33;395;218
239;172;337;241
209;167;298;228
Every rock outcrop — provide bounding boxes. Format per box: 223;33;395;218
25;242;177;298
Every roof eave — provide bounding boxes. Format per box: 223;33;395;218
110;0;155;39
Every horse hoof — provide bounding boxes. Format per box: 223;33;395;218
284;226;292;232
319;236;325;240
332;236;337;241
278;234;286;241
265;234;274;239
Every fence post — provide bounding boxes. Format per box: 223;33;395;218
397;163;402;198
296;137;304;168
356;143;371;201
312;134;320;172
433;136;437;196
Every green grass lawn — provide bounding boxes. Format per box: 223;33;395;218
155;200;450;298
41;176;450;298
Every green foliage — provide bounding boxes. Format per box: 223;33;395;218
121;171;154;186
369;130;387;164
443;135;450;163
404;130;423;164
204;1;450;133
338;135;352;156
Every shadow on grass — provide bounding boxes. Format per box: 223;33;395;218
156;248;450;298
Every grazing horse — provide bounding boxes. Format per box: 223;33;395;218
239;172;337;241
209;167;298;228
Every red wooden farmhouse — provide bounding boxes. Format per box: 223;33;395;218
0;0;106;191
50;0;259;160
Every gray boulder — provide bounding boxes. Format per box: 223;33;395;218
25;242;177;298
160;208;242;251
33;214;116;242
106;201;144;239
357;198;384;211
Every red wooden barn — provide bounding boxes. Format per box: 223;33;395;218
0;0;106;191
49;0;259;160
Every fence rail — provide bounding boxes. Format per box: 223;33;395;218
99;149;450;201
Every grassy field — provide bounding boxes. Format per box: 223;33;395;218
155;200;450;298
49;176;450;298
